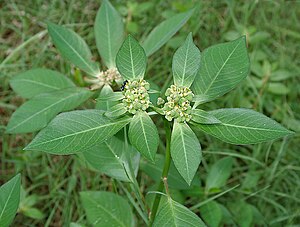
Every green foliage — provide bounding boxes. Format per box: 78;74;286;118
116;35;147;80
47;22;100;77
153;196;206;227
95;0;124;68
199;201;223;227
80;191;134;227
0;174;21;227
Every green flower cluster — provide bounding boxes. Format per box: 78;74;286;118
163;85;194;122
122;79;151;114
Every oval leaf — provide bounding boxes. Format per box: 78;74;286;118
95;0;124;68
116;35;147;80
0;174;21;227
206;157;233;192
195;108;294;144
199;201;223;227
142;9;194;56
171;121;201;185
128;112;159;162
80;191;134;227
24;110;131;154
82;137;140;182
10;68;75;99
153;196;206;227
47;22;100;76
192;36;250;100
172;33;201;88
6;88;92;134
95;85;118;111
191;109;221;124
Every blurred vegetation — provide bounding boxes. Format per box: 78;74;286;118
1;0;299;226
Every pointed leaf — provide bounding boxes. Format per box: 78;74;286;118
192;36;250;100
0;174;21;227
153;196;206;227
95;0;124;68
6;88;92;134
116;35;147;80
80;191;134;227
105;103;127;118
199;201;223;227
191;109;221;124
128;112;159;161
82;137;140;182
48;22;100;76
24;110;131;154
95;85;118;111
172;33;201;87
206;157;233;191
10;68;75;99
171;121;201;185
195;108;294;144
142;9;194;56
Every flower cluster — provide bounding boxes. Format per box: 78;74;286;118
162;85;194;122
86;68;122;90
122;79;151;114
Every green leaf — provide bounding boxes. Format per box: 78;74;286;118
0;174;21;227
199;201;223;227
171;121;201;185
47;22;100;76
229;201;253;227
140;154;200;190
172;33;201;88
97;91;124;102
80;191;134;227
195;108;293;144
9;68;75;99
6;88;92;134
191;109;221;124
142;9;194;56
105;103;127;118
192;36;250;100
95;85;118;111
206;157;233;192
82;137;139;182
116;35;147;80
95;0;124;68
24;110;131;154
128;112;159;161
153;196;206;227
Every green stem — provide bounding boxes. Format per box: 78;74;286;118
149;119;172;226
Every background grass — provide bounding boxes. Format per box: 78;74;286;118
1;0;299;226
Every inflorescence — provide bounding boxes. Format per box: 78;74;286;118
162;85;194;122
122;79;151;114
86;68;122;90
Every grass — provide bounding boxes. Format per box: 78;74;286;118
1;0;299;226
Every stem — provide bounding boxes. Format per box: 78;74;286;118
149;119;172;226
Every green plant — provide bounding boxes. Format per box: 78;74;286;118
5;0;294;226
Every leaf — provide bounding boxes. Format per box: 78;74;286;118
142;9;194;56
228;201;253;227
116;35;147;80
82;137;140;182
172;33;201;88
95;85;118;111
191;109;221;124
95;0;124;68
140;154;200;190
205;157;233;192
128;112;159;161
9;68;75;99
153;196;206;227
195;108;293;144
0;174;21;227
47;22;100;76
24;110;131;154
199;201;223;227
97;91;124;102
6;88;92;134
171;121;201;185
105;104;127;118
80;191;134;227
192;36;250;100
